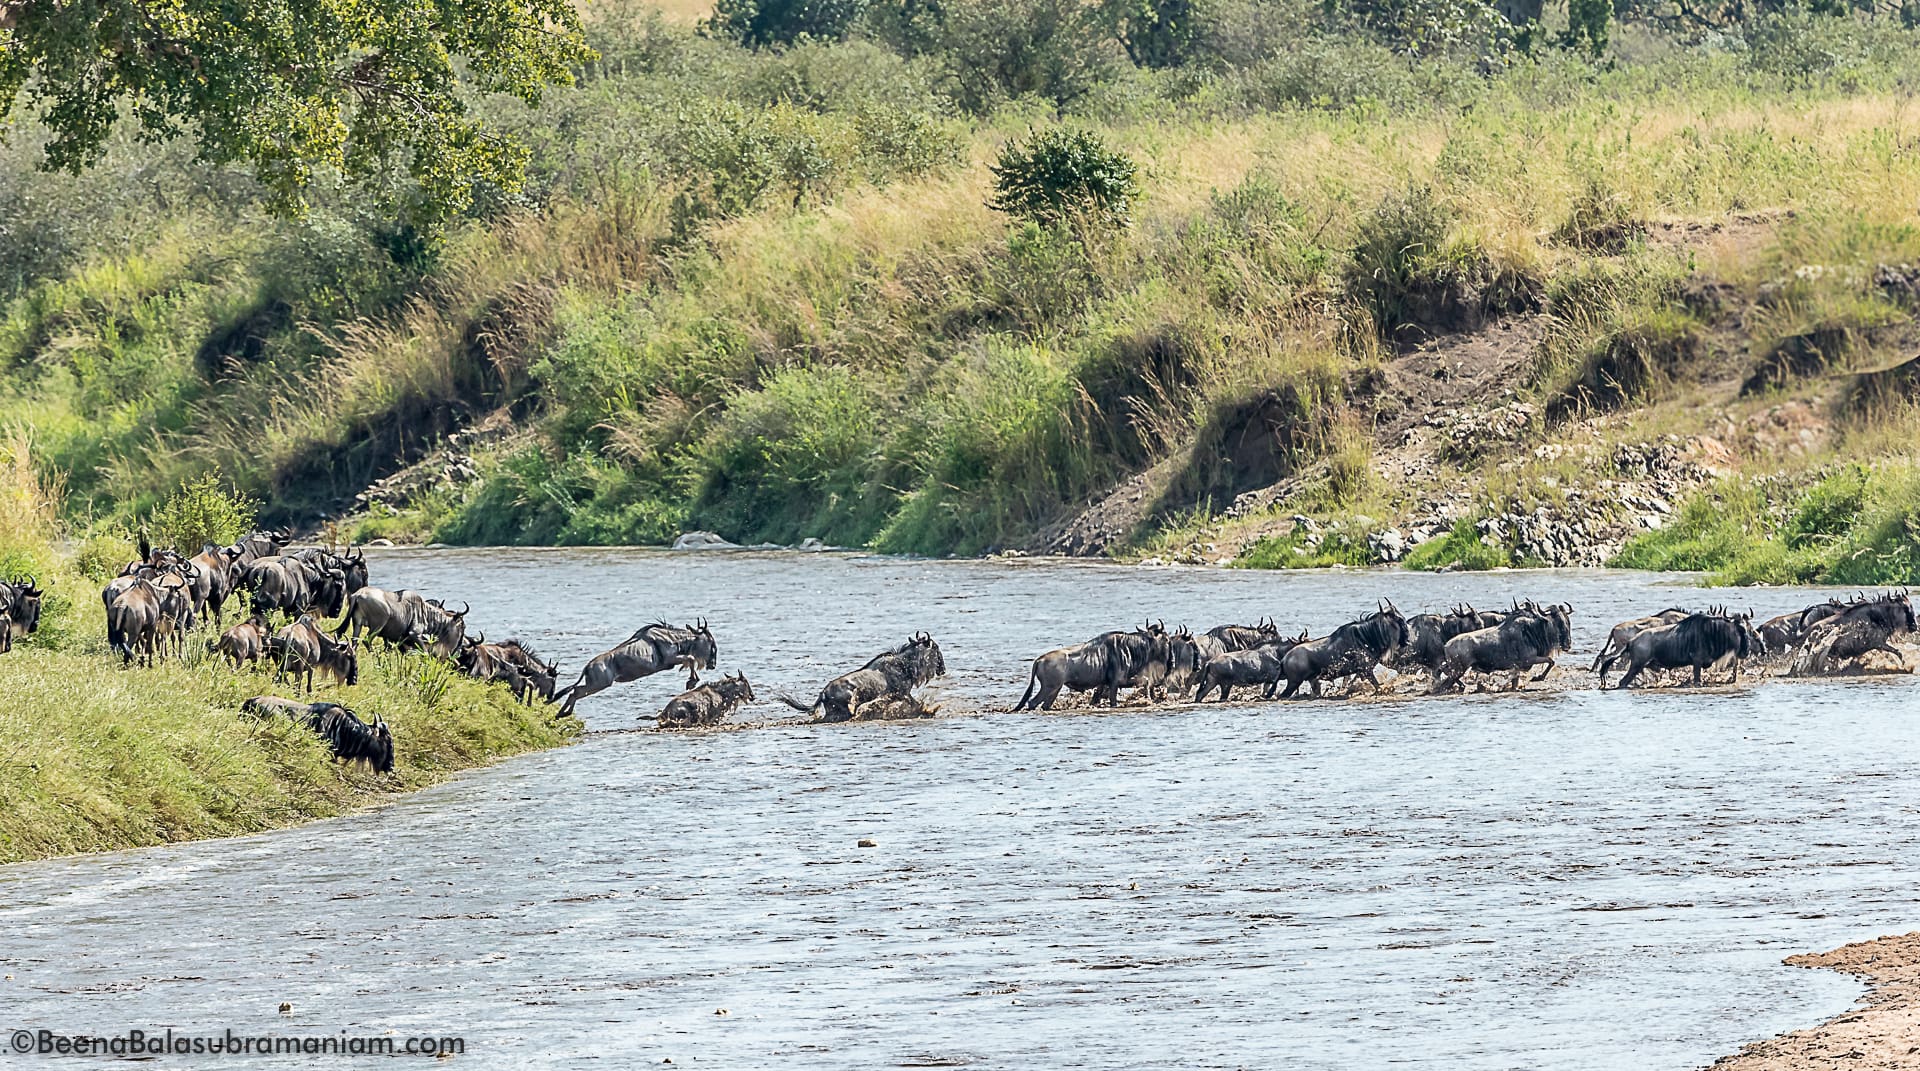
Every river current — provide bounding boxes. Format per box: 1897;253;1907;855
5;549;1916;1069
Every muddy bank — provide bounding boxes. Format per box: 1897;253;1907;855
1712;933;1920;1071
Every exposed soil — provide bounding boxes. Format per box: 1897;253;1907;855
1711;933;1920;1071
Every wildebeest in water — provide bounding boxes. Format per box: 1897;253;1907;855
780;633;946;722
1590;607;1691;683
1429;602;1573;694
555;621;718;717
1016;623;1172;710
659;673;756;728
1599;608;1758;689
1192;629;1310;702
1789;592;1917;676
1278;604;1407;699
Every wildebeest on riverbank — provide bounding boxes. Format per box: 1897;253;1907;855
242;696;394;772
1599;608;1758;688
781;633;946;722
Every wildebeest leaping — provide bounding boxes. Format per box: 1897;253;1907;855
555;620;718;717
780;633;946;722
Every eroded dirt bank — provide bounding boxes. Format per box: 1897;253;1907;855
1712;934;1920;1071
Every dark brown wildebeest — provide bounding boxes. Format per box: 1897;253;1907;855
242;696;394;772
211;613;273;669
0;578;42;643
332;587;468;657
185;544;244;624
1278;604;1408;699
555;621;718;717
1016;623;1172;710
1392;606;1486;674
1757;598;1849;656
493;639;560;703
1591;607;1692;685
1428;602;1573;694
1789;593;1917;676
1601;609;1759;688
658;673;756;728
1193;630;1311;702
780;633;947;722
235;529;291;564
268;615;360;692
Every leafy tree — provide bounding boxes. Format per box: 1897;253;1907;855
1564;0;1611;55
705;0;872;46
1104;0;1200;67
0;0;592;218
872;0;1120;113
989;127;1139;229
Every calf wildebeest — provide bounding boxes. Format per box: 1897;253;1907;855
1789;593;1917;676
1171;620;1277;691
1016;623;1173;710
242;696;394;772
554;620;719;717
658;673;756;728
1600;609;1758;688
457;635;560;705
779;633;947;722
1392;606;1486;673
1278;604;1408;699
151;572;196;660
1429;602;1574;694
0;577;42;642
332;587;469;657
1591;607;1692;684
211;613;273;669
1757;598;1848;656
1193;630;1311;702
268;615;360;692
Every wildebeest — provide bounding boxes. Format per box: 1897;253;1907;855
1600;609;1758;688
659;673;756;728
0;578;42;642
104;577;166;666
1016;623;1172;710
1789;593;1917;676
268;615;360;692
1590;607;1691;682
234;529;290;564
457;635;561;705
1278;604;1408;699
779;633;947;722
1757;598;1849;656
1193;630;1311;702
332;587;469;657
211;613;273;669
185;543;243;624
1392;606;1486;673
1429;602;1574;694
242;696;394;772
554;621;719;718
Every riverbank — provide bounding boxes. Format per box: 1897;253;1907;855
0;642;576;865
1712;933;1920;1070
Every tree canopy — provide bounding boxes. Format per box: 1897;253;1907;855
0;0;592;217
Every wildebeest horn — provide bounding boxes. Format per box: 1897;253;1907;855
450;601;469;618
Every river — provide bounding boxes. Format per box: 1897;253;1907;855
4;549;1917;1068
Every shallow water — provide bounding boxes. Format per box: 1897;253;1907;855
6;550;1917;1069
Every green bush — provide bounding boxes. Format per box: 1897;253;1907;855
891;0;1123;113
989;127;1141;229
706;0;870;46
149;475;257;553
1402;518;1515;570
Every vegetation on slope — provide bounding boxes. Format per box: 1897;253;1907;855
5;0;1920;578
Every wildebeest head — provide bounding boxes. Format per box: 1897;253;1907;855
900;632;946;685
4;579;42;639
716;671;755;703
687;619;718;671
320;633;360;686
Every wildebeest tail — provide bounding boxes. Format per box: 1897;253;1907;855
774;691;816;713
328;602;356;638
1016;665;1041;711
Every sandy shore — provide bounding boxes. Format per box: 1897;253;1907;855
1712;933;1920;1070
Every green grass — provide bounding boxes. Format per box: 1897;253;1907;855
1402;519;1517;571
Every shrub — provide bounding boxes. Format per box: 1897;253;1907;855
705;0;871;46
900;0;1123;113
1402;518;1515;570
989;127;1141;230
148;474;258;553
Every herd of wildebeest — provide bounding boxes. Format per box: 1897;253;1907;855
0;528;1916;778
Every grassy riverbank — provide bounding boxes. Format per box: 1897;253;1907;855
0;456;576;867
7;3;1920;579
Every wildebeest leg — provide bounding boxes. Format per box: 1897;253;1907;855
1530;658;1554;682
1507;669;1522;692
1616;659;1644;689
1279;677;1301;699
1218;684;1232;702
1309;679;1322;699
1875;642;1909;670
1690;663;1702;687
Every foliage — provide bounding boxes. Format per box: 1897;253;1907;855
707;0;871;44
0;0;593;219
149;475;258;554
1402;518;1515;570
989;127;1141;229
